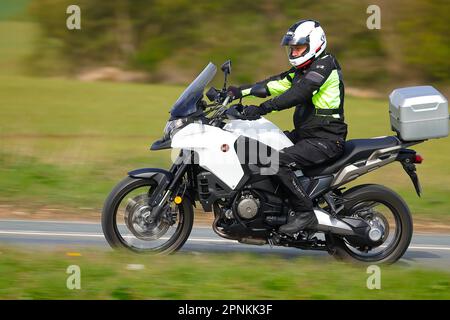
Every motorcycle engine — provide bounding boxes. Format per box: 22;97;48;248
236;192;260;220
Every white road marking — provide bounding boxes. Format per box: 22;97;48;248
1;230;450;251
407;246;450;251
0;230;104;238
0;219;211;228
0;230;236;243
0;219;100;225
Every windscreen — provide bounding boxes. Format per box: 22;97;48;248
170;62;217;118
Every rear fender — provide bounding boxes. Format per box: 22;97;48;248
396;149;422;197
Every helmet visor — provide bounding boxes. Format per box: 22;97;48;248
280;33;309;46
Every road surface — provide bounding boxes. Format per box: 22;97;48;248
0;219;449;269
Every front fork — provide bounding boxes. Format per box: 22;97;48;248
145;152;190;222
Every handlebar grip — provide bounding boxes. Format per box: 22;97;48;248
225;104;247;120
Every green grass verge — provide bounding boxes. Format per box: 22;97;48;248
0;246;449;299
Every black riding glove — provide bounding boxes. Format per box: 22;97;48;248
242;104;272;120
226;86;242;99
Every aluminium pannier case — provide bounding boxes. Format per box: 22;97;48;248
389;86;448;141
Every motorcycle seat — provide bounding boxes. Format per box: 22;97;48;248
302;136;401;177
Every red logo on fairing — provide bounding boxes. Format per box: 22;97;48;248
221;144;229;152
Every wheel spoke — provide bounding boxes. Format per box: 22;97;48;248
112;182;186;252
344;200;400;259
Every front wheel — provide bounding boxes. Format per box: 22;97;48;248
326;184;413;264
102;176;193;254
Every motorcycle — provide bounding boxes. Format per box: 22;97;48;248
102;60;434;264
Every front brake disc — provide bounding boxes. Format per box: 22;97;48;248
124;194;170;241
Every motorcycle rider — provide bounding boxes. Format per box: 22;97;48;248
227;20;347;236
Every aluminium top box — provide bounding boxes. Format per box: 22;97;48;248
389;86;448;141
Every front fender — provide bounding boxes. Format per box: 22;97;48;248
128;168;173;183
127;167;196;208
150;138;172;150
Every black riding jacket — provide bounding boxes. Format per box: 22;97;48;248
240;53;347;141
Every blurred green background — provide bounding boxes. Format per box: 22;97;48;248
0;0;448;226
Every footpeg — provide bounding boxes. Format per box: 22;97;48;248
269;232;283;245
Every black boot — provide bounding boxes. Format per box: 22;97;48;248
279;210;318;236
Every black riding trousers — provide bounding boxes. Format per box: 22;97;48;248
274;130;344;212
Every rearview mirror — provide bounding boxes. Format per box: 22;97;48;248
221;60;232;75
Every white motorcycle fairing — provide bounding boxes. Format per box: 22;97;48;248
171;117;293;189
222;117;293;151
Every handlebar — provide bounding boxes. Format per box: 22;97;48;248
222;95;231;106
205;86;255;123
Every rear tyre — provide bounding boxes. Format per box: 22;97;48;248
326;184;413;264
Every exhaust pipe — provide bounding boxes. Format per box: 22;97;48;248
238;237;267;245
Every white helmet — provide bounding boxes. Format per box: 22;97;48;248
281;20;327;68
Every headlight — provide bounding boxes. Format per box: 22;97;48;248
163;118;188;139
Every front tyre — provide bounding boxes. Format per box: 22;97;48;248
102;176;193;254
327;184;413;264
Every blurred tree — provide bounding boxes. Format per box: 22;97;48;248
27;0;449;90
395;0;449;82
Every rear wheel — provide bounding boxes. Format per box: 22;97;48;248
326;184;413;264
102;176;193;254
